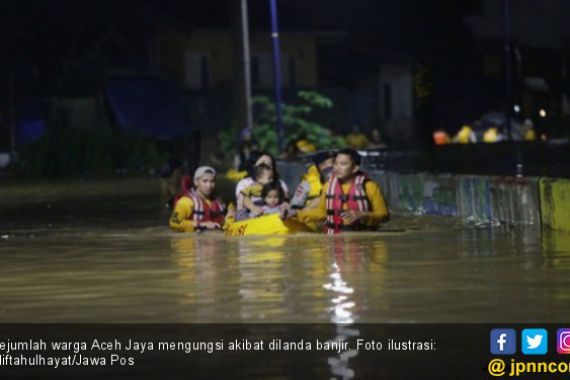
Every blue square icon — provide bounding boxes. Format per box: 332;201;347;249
490;328;516;355
522;329;548;355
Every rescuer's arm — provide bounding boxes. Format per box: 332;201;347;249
169;197;196;232
290;181;310;210
242;194;262;215
362;181;389;226
294;189;327;222
341;181;389;226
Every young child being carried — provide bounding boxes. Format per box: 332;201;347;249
237;181;286;220
236;163;274;220
256;182;286;216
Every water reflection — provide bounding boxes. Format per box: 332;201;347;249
540;231;570;304
237;237;287;321
324;236;389;380
542;230;570;261
170;233;242;321
1;179;569;324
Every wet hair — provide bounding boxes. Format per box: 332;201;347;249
261;182;285;204
336;148;361;166
246;151;265;177
254;163;273;181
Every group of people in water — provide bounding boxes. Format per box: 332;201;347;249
169;148;389;234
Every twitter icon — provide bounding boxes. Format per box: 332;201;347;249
522;329;548;355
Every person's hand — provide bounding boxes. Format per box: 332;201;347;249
278;202;290;220
226;203;236;219
250;206;263;215
285;208;297;219
199;221;221;230
341;210;366;225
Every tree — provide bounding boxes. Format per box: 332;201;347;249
251;91;345;156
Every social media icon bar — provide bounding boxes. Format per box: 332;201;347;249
491;329;516;355
521;329;548;355
557;328;570;354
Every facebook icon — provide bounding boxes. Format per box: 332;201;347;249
491;329;516;355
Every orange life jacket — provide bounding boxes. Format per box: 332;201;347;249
324;173;370;234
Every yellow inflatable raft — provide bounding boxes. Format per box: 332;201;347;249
225;213;312;236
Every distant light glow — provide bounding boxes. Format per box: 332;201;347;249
513;104;521;113
539;109;547;118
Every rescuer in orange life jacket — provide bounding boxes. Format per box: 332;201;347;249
169;166;234;232
291;148;389;234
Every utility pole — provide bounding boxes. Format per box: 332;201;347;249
6;26;16;155
231;0;253;131
241;0;253;130
269;0;284;153
8;66;15;155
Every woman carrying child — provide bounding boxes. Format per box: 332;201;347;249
235;151;289;208
236;163;275;220
238;181;286;220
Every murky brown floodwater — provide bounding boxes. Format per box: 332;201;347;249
0;177;569;323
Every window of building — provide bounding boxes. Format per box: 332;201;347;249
184;53;210;90
251;52;296;88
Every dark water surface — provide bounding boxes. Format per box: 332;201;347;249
0;178;568;323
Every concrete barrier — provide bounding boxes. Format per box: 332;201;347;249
367;172;459;216
540;178;570;232
490;177;540;226
456;176;492;224
419;174;459;216
391;174;424;213
363;172;395;212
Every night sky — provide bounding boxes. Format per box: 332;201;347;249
2;0;569;70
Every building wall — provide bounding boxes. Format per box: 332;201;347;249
249;32;317;88
155;36;186;82
379;64;413;120
152;30;317;91
378;64;415;142
184;30;234;88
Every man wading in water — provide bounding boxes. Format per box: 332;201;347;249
169;166;233;232
292;148;389;234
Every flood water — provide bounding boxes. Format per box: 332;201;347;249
0;177;569;323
